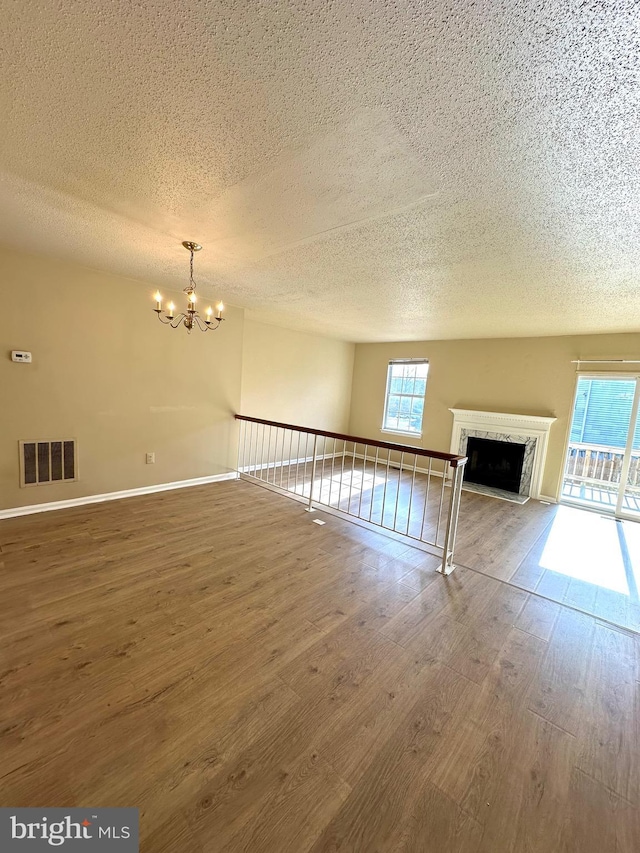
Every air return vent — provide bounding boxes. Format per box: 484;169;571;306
19;440;78;487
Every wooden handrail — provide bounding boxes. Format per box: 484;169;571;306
235;414;468;468
568;441;639;455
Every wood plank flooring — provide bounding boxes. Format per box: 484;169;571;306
455;494;640;632
246;455;640;631
1;480;639;851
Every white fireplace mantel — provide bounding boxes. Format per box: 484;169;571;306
449;408;557;500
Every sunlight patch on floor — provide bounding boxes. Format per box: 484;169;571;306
539;506;640;596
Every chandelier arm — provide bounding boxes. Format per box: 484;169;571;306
198;315;224;332
169;313;188;329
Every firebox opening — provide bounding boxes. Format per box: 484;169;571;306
464;437;526;494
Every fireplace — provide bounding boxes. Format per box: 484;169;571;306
465;437;526;494
449;408;557;502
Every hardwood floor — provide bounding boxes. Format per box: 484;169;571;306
247;455;640;631
1;479;639;851
454;492;640;632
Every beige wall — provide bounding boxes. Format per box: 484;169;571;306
0;246;244;510
4;239;639;512
241;319;354;431
349;334;640;499
0;248;357;512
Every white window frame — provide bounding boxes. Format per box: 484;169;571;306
381;358;429;438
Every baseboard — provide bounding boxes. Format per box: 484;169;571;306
237;452;336;474
537;495;557;504
0;472;238;519
350;451;446;478
238;451;448;480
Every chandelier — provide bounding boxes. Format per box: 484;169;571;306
153;241;224;333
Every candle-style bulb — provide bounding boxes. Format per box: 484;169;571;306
205;306;213;319
167;301;175;317
216;301;224;319
154;291;162;311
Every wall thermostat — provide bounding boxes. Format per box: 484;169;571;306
11;351;32;363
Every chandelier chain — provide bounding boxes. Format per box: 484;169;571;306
185;249;196;294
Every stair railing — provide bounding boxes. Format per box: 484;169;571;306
235;414;467;575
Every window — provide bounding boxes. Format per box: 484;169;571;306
569;377;640;448
382;359;429;436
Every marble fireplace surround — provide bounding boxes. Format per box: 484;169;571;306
449;409;557;500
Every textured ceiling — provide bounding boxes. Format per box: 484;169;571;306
1;0;639;342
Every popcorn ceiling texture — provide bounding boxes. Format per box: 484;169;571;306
1;0;639;342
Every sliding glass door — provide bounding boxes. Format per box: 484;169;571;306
617;388;640;518
562;375;640;519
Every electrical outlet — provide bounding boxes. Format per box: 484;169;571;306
146;452;155;464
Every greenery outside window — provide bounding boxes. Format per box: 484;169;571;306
382;359;429;436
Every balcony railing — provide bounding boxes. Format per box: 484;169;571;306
564;441;640;491
235;415;467;575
